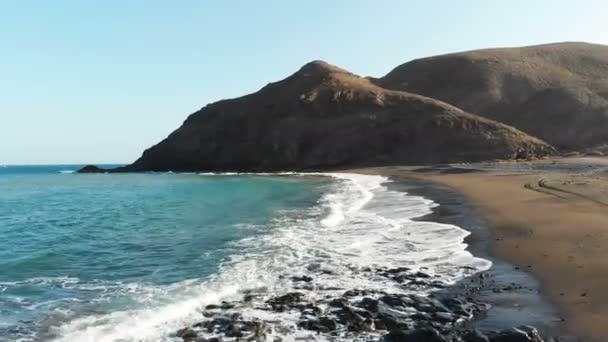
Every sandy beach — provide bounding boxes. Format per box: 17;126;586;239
353;156;608;340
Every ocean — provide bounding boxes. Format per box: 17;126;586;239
0;165;491;341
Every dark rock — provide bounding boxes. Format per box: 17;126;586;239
392;274;412;283
517;326;543;341
335;306;366;325
374;318;387;331
225;325;243;338
347;318;374;332
251;320;268;339
77;165;107;173
305;263;335;275
433;312;455;323
379;294;413;308
490;326;544;342
343;289;371;297
463;329;490;342
200;338;222;342
298;317;338;333
202;311;216;318
176;327;198;340
409;279;432;286
385;267;411;274
384;327;448;342
294;283;314;291
291;275;313;283
224;325;243;338
430;281;447;288
412;271;432;278
204;316;232;332
410;312;431;321
376;314;404;331
306;264;321;272
220;301;234;310
357;297;379;313
300;303;322;316
328;297;349;308
409;295;448;313
267;292;304;311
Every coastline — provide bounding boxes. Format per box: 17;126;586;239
159;172;561;342
350;156;608;340
385;176;564;335
35;168;600;341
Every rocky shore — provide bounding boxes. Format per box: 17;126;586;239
170;176;562;342
172;267;548;342
384;157;608;338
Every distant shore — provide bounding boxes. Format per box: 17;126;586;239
350;156;608;339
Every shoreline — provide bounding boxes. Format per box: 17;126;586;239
387;176;564;335
160;172;560;341
162;172;567;342
351;156;608;340
29;169;593;341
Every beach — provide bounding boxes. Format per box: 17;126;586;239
4;164;604;341
165;172;570;341
352;156;608;340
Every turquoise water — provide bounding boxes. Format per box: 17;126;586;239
0;166;325;341
0;166;491;342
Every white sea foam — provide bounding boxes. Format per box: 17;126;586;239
58;170;75;174
46;173;491;342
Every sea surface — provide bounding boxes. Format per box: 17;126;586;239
0;165;491;341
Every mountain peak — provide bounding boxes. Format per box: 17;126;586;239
296;60;352;77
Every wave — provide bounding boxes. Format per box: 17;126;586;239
58;170;75;174
44;173;490;342
0;276;80;287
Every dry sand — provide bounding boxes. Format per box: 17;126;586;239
353;157;608;339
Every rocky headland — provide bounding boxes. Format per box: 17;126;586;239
80;42;608;174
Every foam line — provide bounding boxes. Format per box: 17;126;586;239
47;173;491;342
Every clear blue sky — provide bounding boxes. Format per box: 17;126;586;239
1;0;606;164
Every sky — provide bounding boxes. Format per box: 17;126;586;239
1;0;607;165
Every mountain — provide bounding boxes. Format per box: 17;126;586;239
376;42;608;150
109;60;553;173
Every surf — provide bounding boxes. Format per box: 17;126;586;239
42;173;490;342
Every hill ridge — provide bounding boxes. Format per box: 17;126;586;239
82;42;608;173
376;41;608;150
108;56;554;173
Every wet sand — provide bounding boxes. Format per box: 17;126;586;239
388;178;563;335
351;156;608;340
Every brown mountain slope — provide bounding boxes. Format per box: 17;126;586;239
119;61;553;172
376;42;608;150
